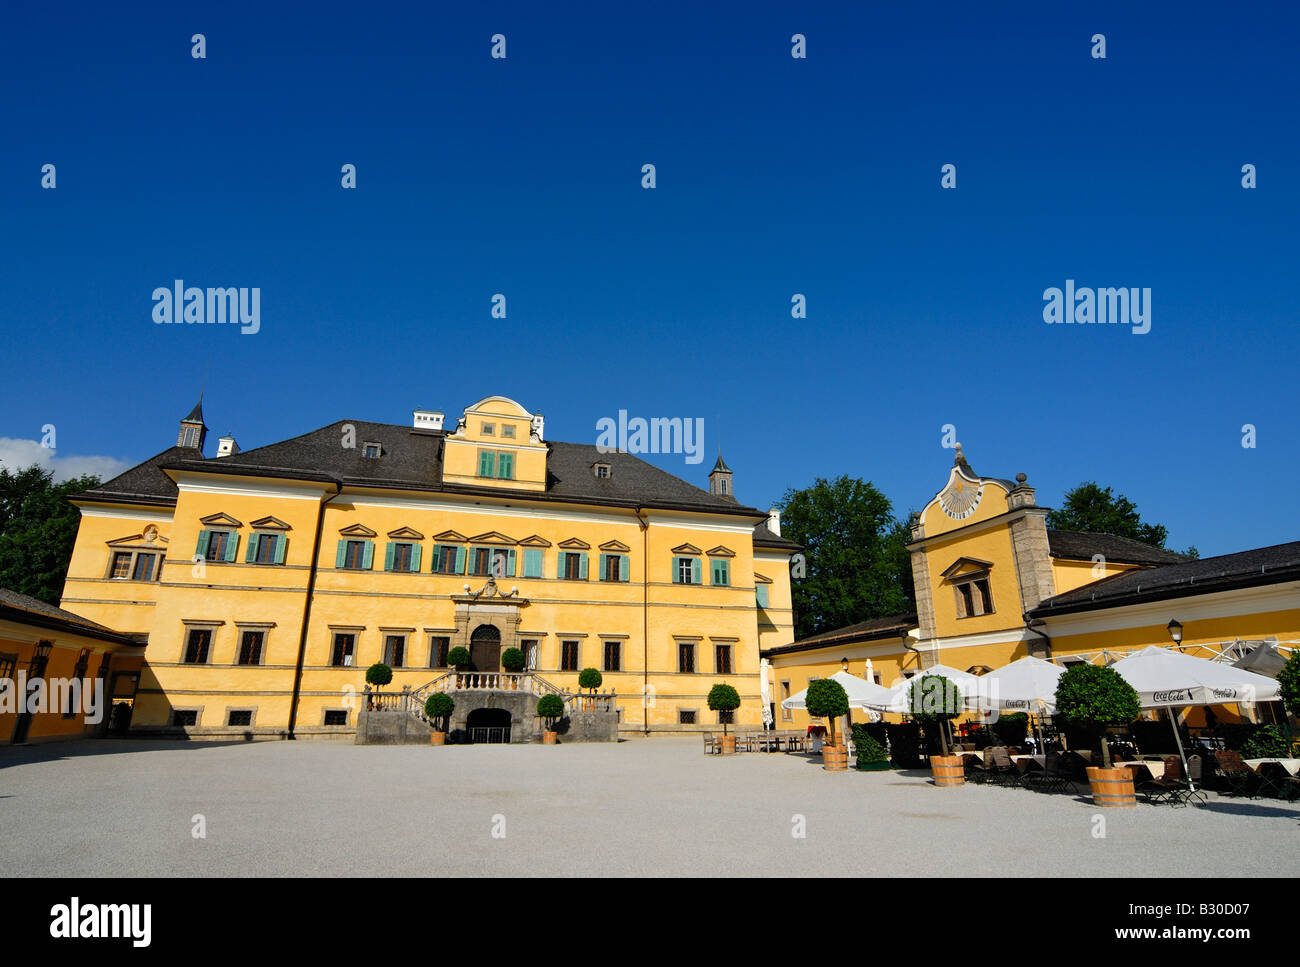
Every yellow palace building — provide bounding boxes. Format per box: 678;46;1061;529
52;395;798;741
766;445;1300;732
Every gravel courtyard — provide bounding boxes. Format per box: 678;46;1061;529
1;737;1295;877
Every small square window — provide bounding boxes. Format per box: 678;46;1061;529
679;710;696;725
363;443;381;458
172;709;198;727
481;423;495;436
324;709;349;726
594;463;611;479
227;710;252;727
501;425;516;439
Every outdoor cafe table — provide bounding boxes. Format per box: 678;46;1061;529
954;750;987;763
1012;754;1046;768
1244;758;1300;775
1116;759;1166;779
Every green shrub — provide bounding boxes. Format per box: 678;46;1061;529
1054;664;1140;767
447;647;471;671
884;722;924;768
991;712;1029;747
424;693;454;730
537;693;565;727
805;678;850;746
1241;724;1289;759
1279;650;1300;719
578;667;603;691
707;684;741;735
850;724;888;766
501;647;526;672
908;674;963;755
365;663;393;688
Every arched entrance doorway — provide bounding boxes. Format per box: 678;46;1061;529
469;624;501;672
466;707;512;744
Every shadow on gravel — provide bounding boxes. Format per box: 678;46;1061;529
0;738;260;771
1193;800;1300;819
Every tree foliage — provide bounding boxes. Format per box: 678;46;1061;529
1054;665;1140;729
0;465;102;605
805;678;850;746
447;647;471;670
365;663;393;688
501;647;525;672
578;667;603;691
1046;481;1174;550
537;693;565;725
424;692;454;730
777;476;914;638
1278;651;1300;719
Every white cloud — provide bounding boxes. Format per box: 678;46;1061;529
0;437;132;484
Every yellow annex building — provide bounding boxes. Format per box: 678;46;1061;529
49;396;799;741
766;445;1300;732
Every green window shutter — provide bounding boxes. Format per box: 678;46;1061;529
524;548;541;578
224;534;239;563
195;529;211;558
557;552;565;579
455;547;466;574
756;585;769;608
335;540;347;568
579;553;589;580
619;554;629;582
274;535;288;565
431;545;443;572
478;450;495;477
410;543;421;572
384;542;396;571
505;549;516;576
361;540;374;570
498;452;514;478
598;553;608;580
246;534;259;563
691;557;700;584
671;557;680;583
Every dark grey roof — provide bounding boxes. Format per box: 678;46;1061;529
1029;540;1300;618
1047;529;1190;566
712;455;731;473
75;446;191;505
0;588;145;646
182;400;205;425
752;521;801;552
77;420;769;521
762;614;917;657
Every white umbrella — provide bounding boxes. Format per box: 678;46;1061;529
781;670;894;710
1110;646;1280;708
759;658;774;729
969;656;1065;713
884;663;980;713
1108;646;1282;792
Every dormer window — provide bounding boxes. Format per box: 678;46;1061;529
594;463;611;479
363;443;381;459
941;557;996;618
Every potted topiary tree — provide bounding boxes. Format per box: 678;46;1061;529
1055;664;1142;807
424;693;454;745
910;674;965;787
447;646;471;687
707;684;741;754
365;662;392;709
577;667;603;712
501;647;525;687
537;693;565;744
806;678;850;771
851;724;890;771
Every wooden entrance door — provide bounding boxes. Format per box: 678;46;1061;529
469;624;501;672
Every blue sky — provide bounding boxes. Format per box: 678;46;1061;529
1;1;1296;557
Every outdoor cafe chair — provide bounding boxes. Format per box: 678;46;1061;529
1213;750;1256;797
1138;756;1206;808
985;747;1026;788
702;732;720;755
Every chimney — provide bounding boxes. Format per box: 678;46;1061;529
413;410;445;431
216;435;240;458
767;507;781;536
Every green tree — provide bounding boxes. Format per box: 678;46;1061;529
805;678;850;747
1046;481;1175;550
777;476;914;638
1278;651;1300;719
1054;664;1141;768
0;465;102;605
706;684;741;735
